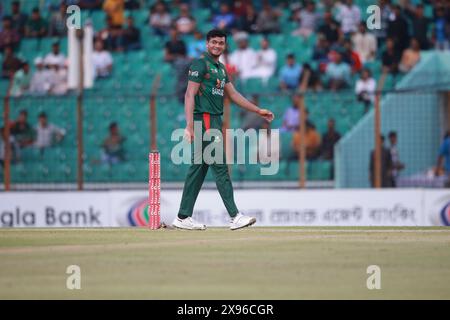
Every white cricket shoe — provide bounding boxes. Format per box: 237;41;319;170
172;217;206;230
230;213;256;230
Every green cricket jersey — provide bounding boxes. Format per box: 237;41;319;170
187;51;230;115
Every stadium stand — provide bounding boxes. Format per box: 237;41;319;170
0;0;448;187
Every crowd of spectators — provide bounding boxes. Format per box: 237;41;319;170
2;41;68;96
1;0;448;96
0;0;448;179
0;110;66;166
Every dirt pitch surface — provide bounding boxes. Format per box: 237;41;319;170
1;227;449;299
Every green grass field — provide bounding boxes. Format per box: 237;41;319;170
1;227;450;299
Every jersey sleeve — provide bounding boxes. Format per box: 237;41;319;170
188;59;206;83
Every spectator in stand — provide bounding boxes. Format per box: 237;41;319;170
399;38;421;73
281;94;301;133
281;95;316;133
292;121;321;161
342;39;362;73
279;53;302;91
404;3;431;50
29;57;51;95
213;3;236;33
251;37;277;84
1;46;23;79
48;63;68;96
388;131;405;187
98;16;123;52
174;4;196;35
335;0;361;35
321;118;341;161
289;4;302;25
0;126;20;166
382;37;400;75
232;0;249;19
299;63;323;92
149;2;172;37
103;0;124;28
124;0;140;10
10;1;27;37
164;28;187;63
229;32;257;81
239;3;258;34
188;30;206;59
44;41;66;67
433;7;449;50
34;112;66;153
369;135;393;188
10;110;34;148
78;0;103;10
49;2;68;37
317;11;340;44
173;51;191;104
326;51;351;90
102;122;126;165
312;35;331;64
387;5;410;56
10;62;31;97
149;2;171;37
373;0;393;44
92;39;113;78
122;16;141;51
256;2;281;35
0;16;20;52
355;68;376;113
292;1;319;38
352;22;377;63
25;7;47;38
435;131;450;181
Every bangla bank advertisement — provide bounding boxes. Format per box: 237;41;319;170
0;190;449;227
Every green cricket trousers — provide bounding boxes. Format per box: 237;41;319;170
178;113;239;217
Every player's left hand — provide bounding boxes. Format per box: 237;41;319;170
258;109;274;122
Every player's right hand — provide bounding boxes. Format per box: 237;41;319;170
184;126;194;143
259;109;274;122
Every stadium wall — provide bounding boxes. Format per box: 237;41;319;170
335;52;450;188
0;189;449;227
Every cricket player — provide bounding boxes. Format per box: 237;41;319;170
173;29;274;231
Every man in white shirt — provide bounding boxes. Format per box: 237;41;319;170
44;42;66;67
229;33;257;81
352;22;377;63
92;39;113;78
34;112;66;150
251;38;277;84
355;68;376;112
292;1;320;38
48;64;68;95
30;57;52;95
336;0;361;35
